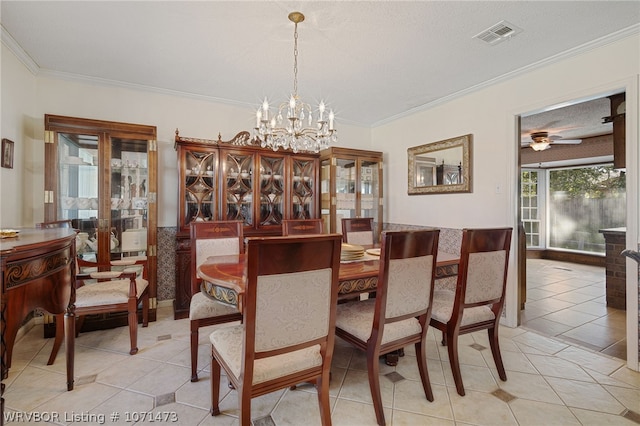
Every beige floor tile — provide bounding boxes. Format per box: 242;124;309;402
521;317;574;336
449;388;517;425
509;398;581;425
126;363;191;397
560;322;626;349
135;401;209;425
491;369;564;404
271;388;335;426
555;345;624;375
90;390;155;425
393;381;453;420
338;368;393;407
441;362;498;393
391;409;455;426
570;407;640;425
604;384;640;412
526;353;595;382
512;331;569;355
546;376;626;414
610;367;640;388
331;398;390;426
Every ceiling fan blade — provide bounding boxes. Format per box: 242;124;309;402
552;139;582;144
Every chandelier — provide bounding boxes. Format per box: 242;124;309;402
253;11;337;153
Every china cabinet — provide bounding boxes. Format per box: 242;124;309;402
320;147;383;242
44;114;158;330
174;130;320;318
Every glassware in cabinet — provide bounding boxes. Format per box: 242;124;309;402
319;147;383;241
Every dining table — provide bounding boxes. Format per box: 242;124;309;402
198;248;459;366
198;249;459;314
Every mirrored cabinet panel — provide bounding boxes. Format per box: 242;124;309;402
320;147;383;242
44;114;158;328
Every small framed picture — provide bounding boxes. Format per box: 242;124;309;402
2;139;14;169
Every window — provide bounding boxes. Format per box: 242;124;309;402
548;165;625;254
521;170;543;248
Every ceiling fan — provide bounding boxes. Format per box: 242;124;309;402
527;131;582;151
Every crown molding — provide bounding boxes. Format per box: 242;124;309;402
1;25;39;75
372;23;640;128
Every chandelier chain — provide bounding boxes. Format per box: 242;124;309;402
293;22;298;97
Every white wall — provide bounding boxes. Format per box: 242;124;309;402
3;66;369;228
371;34;640;358
373;34;639;230
0;43;36;227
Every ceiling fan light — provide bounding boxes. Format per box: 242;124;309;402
530;141;550;151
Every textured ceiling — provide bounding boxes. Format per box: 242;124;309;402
1;1;638;138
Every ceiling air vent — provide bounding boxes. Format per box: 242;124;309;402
473;20;522;45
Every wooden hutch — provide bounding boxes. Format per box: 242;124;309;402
174;130;320;318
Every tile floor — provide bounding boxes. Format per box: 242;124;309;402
4;301;640;425
521;259;627;360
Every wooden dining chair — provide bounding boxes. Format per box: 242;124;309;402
189;221;244;382
36;220;73;229
209;234;342;426
341;217;374;245
281;218;324;236
48;257;150;365
335;229;440;426
430;227;512;396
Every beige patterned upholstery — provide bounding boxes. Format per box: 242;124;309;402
76;278;149;307
346;230;373;246
189;292;239;321
190;236;241;321
210;269;332;382
255;269;332;350
465;251;507;303
209;234;342;426
189;221;244;383
429;227;512;397
336;255;433;344
47;257;150;365
195;238;239;268
335;229;439;426
210;326;322;385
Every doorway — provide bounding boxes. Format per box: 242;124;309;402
516;93;630;362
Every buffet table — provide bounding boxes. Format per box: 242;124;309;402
1;228;76;395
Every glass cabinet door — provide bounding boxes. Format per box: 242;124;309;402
222;150;254;226
56;132;100;259
319;147;383;239
45;114;157;319
291;157;317;219
359;159;381;228
110;137;150;259
258;154;285;226
181;149;217;227
335;157;357;224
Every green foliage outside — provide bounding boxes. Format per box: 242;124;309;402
549;165;625;199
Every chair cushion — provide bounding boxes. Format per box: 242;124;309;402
210;325;323;385
189;291;240;320
336;299;422;345
431;290;495;326
75;278;148;308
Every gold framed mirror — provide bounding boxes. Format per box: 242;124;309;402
407;134;472;194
